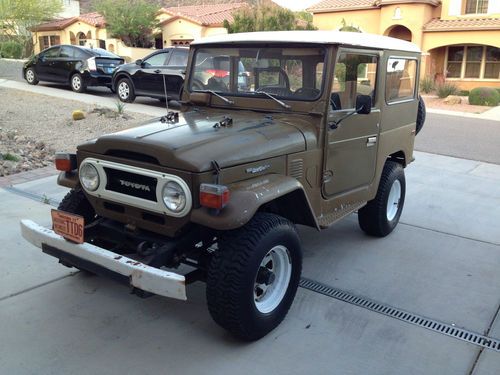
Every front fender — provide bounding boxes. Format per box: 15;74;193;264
190;174;319;230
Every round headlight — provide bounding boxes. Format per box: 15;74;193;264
162;181;186;212
80;163;100;191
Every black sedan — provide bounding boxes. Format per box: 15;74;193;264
23;45;124;93
112;47;188;103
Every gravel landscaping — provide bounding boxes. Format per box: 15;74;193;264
0;87;154;177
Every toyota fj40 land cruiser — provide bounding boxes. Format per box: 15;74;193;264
21;31;425;341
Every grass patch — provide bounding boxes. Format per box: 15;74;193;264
2;152;20;162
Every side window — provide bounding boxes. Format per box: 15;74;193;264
331;52;377;111
168;49;188;66
143;52;169;67
74;48;89;59
44;47;60;58
59;46;73;58
386;58;417;103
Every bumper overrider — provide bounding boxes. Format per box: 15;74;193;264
20;219;187;300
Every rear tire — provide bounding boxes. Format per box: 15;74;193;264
25;68;39;85
117;78;135;103
358;161;405;237
206;213;302;341
70;73;86;93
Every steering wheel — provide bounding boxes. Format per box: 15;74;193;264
293;87;320;97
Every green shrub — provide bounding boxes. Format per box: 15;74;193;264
0;41;23;59
469;87;500;107
459;90;470;96
419;76;435;94
436;82;459;98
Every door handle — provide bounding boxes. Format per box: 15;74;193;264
154;69;161;74
366;136;377;147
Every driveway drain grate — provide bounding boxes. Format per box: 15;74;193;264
299;277;500;352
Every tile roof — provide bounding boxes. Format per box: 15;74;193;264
307;0;377;12
423;17;500;31
32;12;105;32
160;3;249;26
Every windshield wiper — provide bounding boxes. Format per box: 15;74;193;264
255;91;291;109
199;90;234;105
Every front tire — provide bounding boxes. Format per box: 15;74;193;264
70;73;86;93
358;161;406;237
25;68;39;85
117;78;135;103
206;213;302;341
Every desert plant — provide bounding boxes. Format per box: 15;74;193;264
469;87;500;107
115;101;126;114
0;41;23;59
2;152;20;162
419;76;434;94
436;82;459;98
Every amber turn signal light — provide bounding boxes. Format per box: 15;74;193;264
55;152;77;172
199;183;230;209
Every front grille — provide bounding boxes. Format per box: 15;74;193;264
104;168;157;201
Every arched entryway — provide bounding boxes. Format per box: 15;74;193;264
385;25;412;42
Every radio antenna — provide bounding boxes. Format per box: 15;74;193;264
162;73;169;112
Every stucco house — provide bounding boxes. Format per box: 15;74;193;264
308;0;500;90
31;3;248;60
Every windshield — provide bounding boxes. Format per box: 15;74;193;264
189;46;326;101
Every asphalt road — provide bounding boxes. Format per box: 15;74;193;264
415;113;500;165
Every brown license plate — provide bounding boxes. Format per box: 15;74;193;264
51;209;84;244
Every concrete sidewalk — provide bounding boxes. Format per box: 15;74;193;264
1;150;499;375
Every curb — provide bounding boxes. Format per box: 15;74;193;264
0;166;57;188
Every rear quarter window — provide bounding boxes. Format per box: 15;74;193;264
385;57;417;103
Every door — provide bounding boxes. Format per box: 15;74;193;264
133;51;170;96
52;45;75;83
323;49;381;198
36;46;60;81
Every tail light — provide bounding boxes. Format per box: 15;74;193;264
205;69;229;78
55;152;77;171
87;57;97;71
200;183;230;209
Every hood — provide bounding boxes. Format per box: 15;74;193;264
78;109;310;172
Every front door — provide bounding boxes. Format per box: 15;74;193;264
323;49;381;198
36;46;60;81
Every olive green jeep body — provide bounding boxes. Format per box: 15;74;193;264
22;31;425;340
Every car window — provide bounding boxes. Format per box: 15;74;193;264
88;48;120;58
44;47;60;58
386;58;417;103
168;49;188;66
74;48;90;59
144;52;169;67
331;52;378;111
59;46;73;58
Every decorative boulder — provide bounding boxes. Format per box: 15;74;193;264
72;110;85;121
443;95;462;105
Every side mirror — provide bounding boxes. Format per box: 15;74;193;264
356;94;372;115
135;59;143;66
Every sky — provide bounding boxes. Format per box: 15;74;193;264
272;0;321;11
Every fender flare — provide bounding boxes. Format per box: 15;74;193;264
191;174;319;231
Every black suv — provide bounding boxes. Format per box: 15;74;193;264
112;47;188;103
23;45;124;92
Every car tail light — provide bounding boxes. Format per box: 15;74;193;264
205;69;229;78
200;183;230;209
55;152;77;171
87;57;97;71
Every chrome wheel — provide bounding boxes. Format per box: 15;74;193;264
118;81;130;100
26;69;35;83
72;75;82;91
386;179;401;221
254;245;292;314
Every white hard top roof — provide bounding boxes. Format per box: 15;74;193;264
191;30;421;53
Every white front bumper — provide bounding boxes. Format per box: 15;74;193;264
20;220;187;300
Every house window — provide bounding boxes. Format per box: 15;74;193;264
464;0;488;14
38;35;61;51
446;45;500;80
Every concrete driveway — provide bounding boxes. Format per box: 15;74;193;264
1;150;499;375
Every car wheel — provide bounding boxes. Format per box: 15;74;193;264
117;78;135;103
25;68;39;85
206;213;302;341
416;95;426;135
358;161;406;237
71;73;86;93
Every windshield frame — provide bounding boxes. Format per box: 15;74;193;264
187;43;328;104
